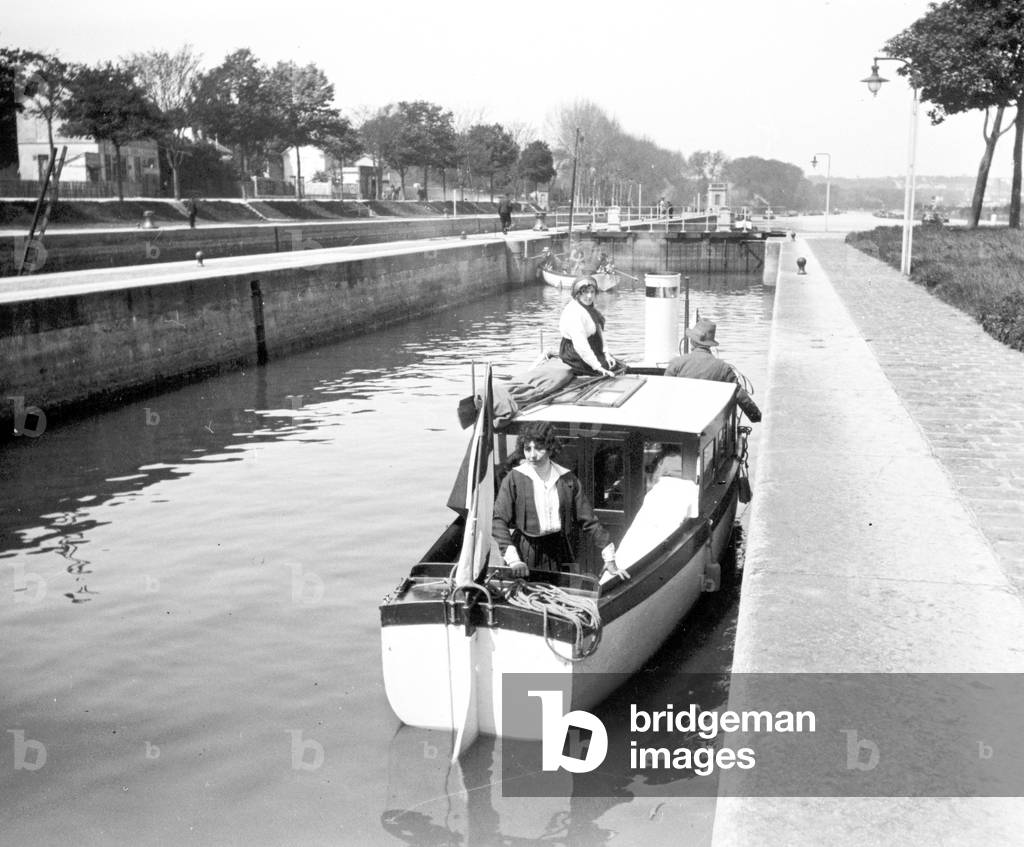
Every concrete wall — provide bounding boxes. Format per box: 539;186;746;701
573;232;768;276
4;217;768;278
0;237;550;437
0;213;539;276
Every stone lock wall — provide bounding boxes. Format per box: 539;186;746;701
0;237;550;437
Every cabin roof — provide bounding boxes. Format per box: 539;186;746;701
513;374;736;435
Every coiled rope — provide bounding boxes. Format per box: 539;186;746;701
500;580;602;662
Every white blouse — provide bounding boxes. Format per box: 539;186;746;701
558;299;604;372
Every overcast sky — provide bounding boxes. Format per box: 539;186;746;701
3;0;1010;179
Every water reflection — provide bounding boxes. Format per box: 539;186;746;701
0;276;769;573
0;273;771;844
381;532;745;844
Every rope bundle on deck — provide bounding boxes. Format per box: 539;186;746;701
500;580;602;661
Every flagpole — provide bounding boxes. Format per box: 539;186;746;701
567;128;580;241
449;364;494;760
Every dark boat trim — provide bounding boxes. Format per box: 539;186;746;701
380;472;739;644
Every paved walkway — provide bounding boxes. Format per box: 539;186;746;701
810;235;1024;590
711;234;1024;846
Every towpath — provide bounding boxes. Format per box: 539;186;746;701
712;233;1024;845
807;234;1024;590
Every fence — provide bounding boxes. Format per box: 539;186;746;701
249;177;298;198
0;179;157;199
551;205;680;230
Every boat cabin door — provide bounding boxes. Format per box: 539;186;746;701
565;429;645;574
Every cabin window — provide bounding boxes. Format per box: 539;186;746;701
592;442;625;510
716;426;729;469
556;435;582;476
701;441;716;487
644;441;686;490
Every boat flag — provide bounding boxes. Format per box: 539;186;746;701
449;365;494;761
454;364;494;585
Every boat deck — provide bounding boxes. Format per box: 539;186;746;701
515;373;736;435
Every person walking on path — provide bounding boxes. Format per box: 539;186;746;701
186;198;198;229
665;319;761;421
498;194;513;234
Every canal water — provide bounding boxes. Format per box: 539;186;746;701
0;274;773;845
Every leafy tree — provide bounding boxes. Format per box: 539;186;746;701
125;45;202;199
518;140;556;195
192;49;278;185
0;47;41;174
266;60;341;198
420;105;458;199
318;117;362;189
358;105;400;198
687;150;728;204
20;52;76;173
380;105;418;196
178;138;238;197
459;123;519;199
382;100;457;199
885;0;1024;227
380;102;418;197
59;62;165;201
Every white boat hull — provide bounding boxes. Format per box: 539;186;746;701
541;268;618;291
380;494;737;739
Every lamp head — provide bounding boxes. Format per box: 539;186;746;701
861;63;888;96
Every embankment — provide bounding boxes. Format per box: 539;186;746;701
0;234;551;438
1;213;537;276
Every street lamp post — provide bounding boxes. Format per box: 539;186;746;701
862;56;920;277
810;153;831;232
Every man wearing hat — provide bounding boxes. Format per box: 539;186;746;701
665;319;761;421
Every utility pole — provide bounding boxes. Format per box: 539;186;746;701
567;128;580;239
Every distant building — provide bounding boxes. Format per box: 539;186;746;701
11;113;160;197
280;146;381;200
706;181;729;214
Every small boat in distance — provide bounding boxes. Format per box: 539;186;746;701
379;365;752;752
541;267;618;291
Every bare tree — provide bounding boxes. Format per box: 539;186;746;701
126;45;202;199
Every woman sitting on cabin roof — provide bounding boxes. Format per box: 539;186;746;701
492;422;630;581
558;277;619;378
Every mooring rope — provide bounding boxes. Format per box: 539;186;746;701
500;580;602;662
731;365;756;396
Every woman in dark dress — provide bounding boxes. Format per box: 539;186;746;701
492;422;629;580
